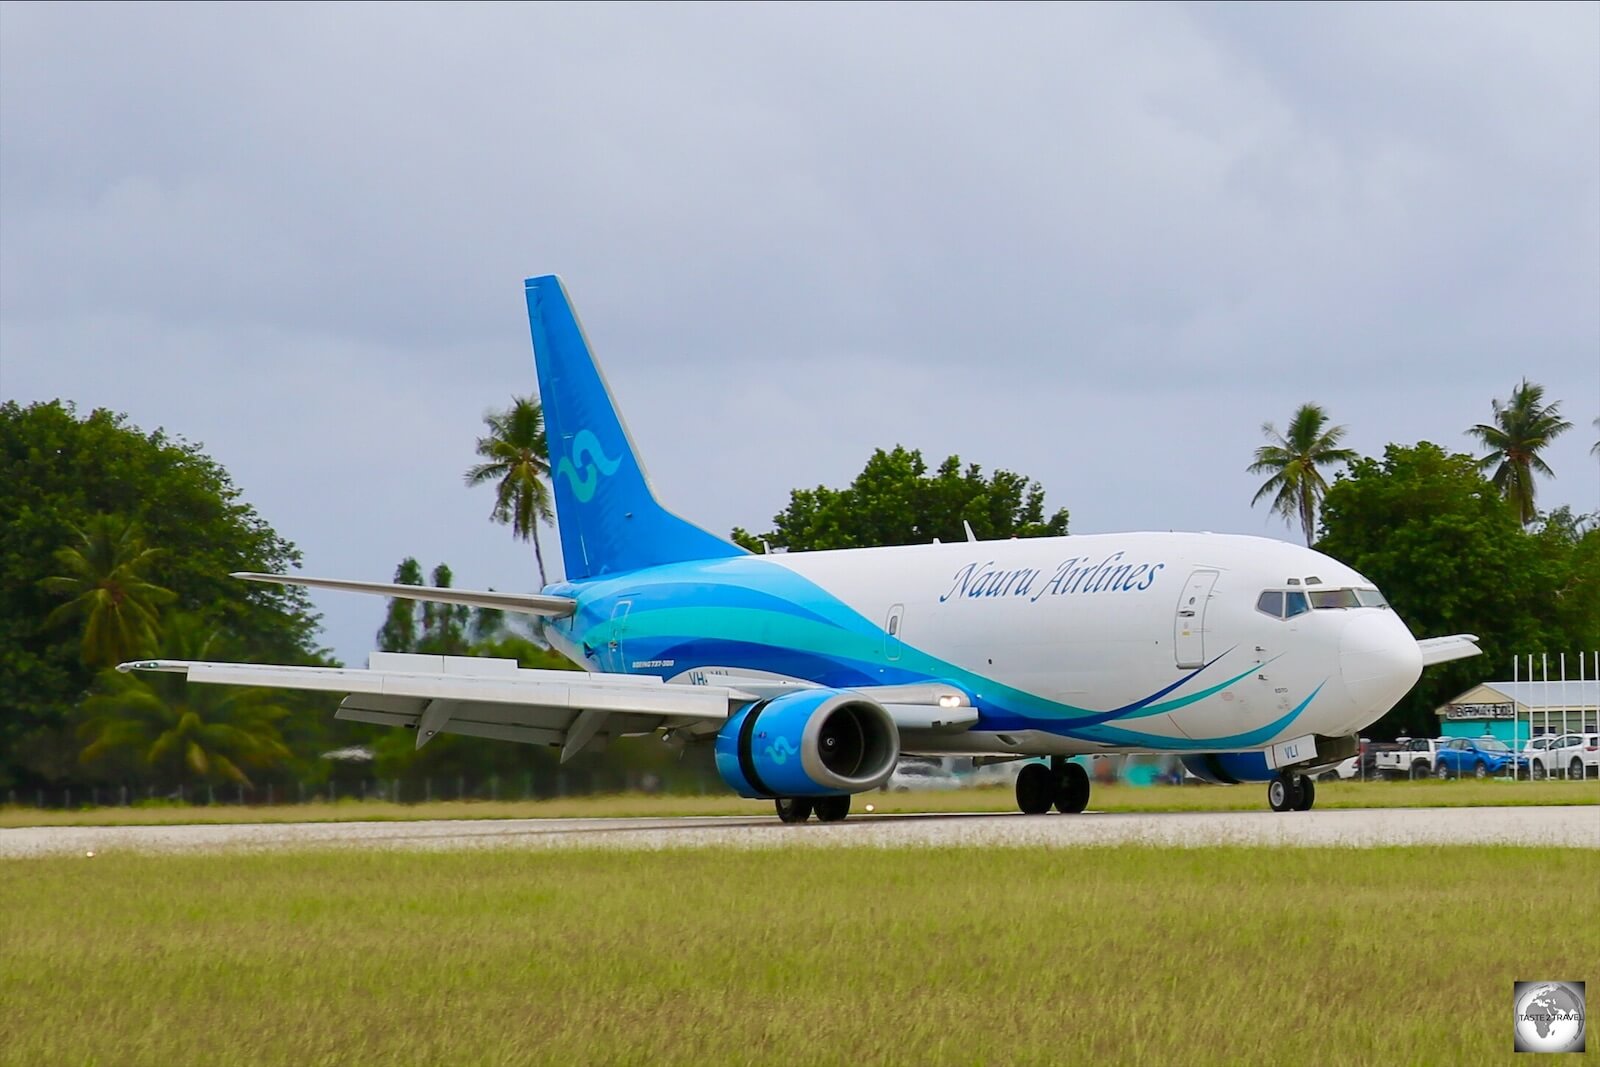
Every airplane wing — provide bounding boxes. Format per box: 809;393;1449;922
233;572;576;617
1417;634;1481;667
119;653;976;760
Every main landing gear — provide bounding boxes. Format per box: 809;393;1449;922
1267;771;1315;812
1016;756;1091;815
774;795;851;823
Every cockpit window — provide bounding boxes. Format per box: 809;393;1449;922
1354;587;1388;608
1284;591;1309;618
1256;591;1284;618
1309;588;1361;610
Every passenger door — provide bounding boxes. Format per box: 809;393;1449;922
1173;570;1220;669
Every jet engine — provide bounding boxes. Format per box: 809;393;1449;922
714;688;900;797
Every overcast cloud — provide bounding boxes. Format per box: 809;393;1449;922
3;2;1597;664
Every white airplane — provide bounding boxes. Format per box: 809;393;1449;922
122;275;1481;819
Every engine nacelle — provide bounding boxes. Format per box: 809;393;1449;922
714;688;900;798
1181;752;1276;784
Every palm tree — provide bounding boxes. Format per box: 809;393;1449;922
466;396;555;587
1591;416;1598;459
39;514;175;667
77;615;291;789
1248;404;1358;546
1466;379;1572;524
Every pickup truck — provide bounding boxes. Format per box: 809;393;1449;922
1373;737;1444;779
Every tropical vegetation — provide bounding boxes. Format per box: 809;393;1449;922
1247;403;1357;546
465;396;555;587
1466;378;1572;524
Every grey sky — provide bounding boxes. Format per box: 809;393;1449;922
3;2;1597;665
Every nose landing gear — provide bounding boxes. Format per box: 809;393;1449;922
1267;772;1315;812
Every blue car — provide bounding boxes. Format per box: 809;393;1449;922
1434;737;1514;779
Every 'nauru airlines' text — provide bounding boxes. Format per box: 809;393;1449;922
939;552;1166;603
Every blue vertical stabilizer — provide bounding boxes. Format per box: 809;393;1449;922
525;275;747;580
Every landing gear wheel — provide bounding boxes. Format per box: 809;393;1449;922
775;797;813;824
1016;763;1054;814
1054;762;1091;814
1293;774;1315;811
813;795;851;822
1268;773;1304;813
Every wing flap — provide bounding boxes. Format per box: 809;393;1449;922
121;657;732;720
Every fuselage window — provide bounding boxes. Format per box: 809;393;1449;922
1256;591;1285;618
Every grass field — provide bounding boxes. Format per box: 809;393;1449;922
2;845;1595;1066
2;776;1595;827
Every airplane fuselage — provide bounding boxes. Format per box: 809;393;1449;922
542;530;1423;758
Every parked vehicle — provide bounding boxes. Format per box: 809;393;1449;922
1514;736;1564;780
1375;737;1445;780
887;760;962;791
1541;734;1600;781
1434;737;1514;779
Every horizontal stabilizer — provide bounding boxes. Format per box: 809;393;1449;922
233;572;576;617
1417;634;1481;667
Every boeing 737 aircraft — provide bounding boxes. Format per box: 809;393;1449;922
123;275;1481;819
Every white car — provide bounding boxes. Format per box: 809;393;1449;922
886;761;962;791
1516;736;1564;780
1316;755;1361;782
1542;734;1600;781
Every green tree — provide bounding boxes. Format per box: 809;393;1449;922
1318;443;1578;737
734;446;1068;552
1;400;326;790
376;557;425;651
76;616;293;789
1248;403;1357;546
1466;379;1572;525
38;514;175;668
1590;415;1599;458
466;397;554;587
418;564;471;654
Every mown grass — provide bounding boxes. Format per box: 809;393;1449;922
2;776;1594;827
2;846;1595;1066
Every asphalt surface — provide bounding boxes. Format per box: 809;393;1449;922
3;805;1597;857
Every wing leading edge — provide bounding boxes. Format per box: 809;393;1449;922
233;572;576;617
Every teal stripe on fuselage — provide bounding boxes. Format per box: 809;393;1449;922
551;556;1309;749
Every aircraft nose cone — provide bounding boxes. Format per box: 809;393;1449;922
1340;613;1423;715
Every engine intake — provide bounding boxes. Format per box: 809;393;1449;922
714;689;900;798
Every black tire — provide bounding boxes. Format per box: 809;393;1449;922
1268;774;1299;813
813;795;851;822
1054;762;1091;814
1473;761;1488;780
1572;759;1585;782
1016;763;1054;814
775;797;813;824
1293;775;1316;811
1410;762;1428;780
1532;761;1546;781
1436;760;1451;780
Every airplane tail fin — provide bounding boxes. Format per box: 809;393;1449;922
524;275;746;581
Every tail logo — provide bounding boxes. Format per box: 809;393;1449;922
555;430;622;504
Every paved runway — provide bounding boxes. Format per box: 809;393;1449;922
3;805;1596;856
